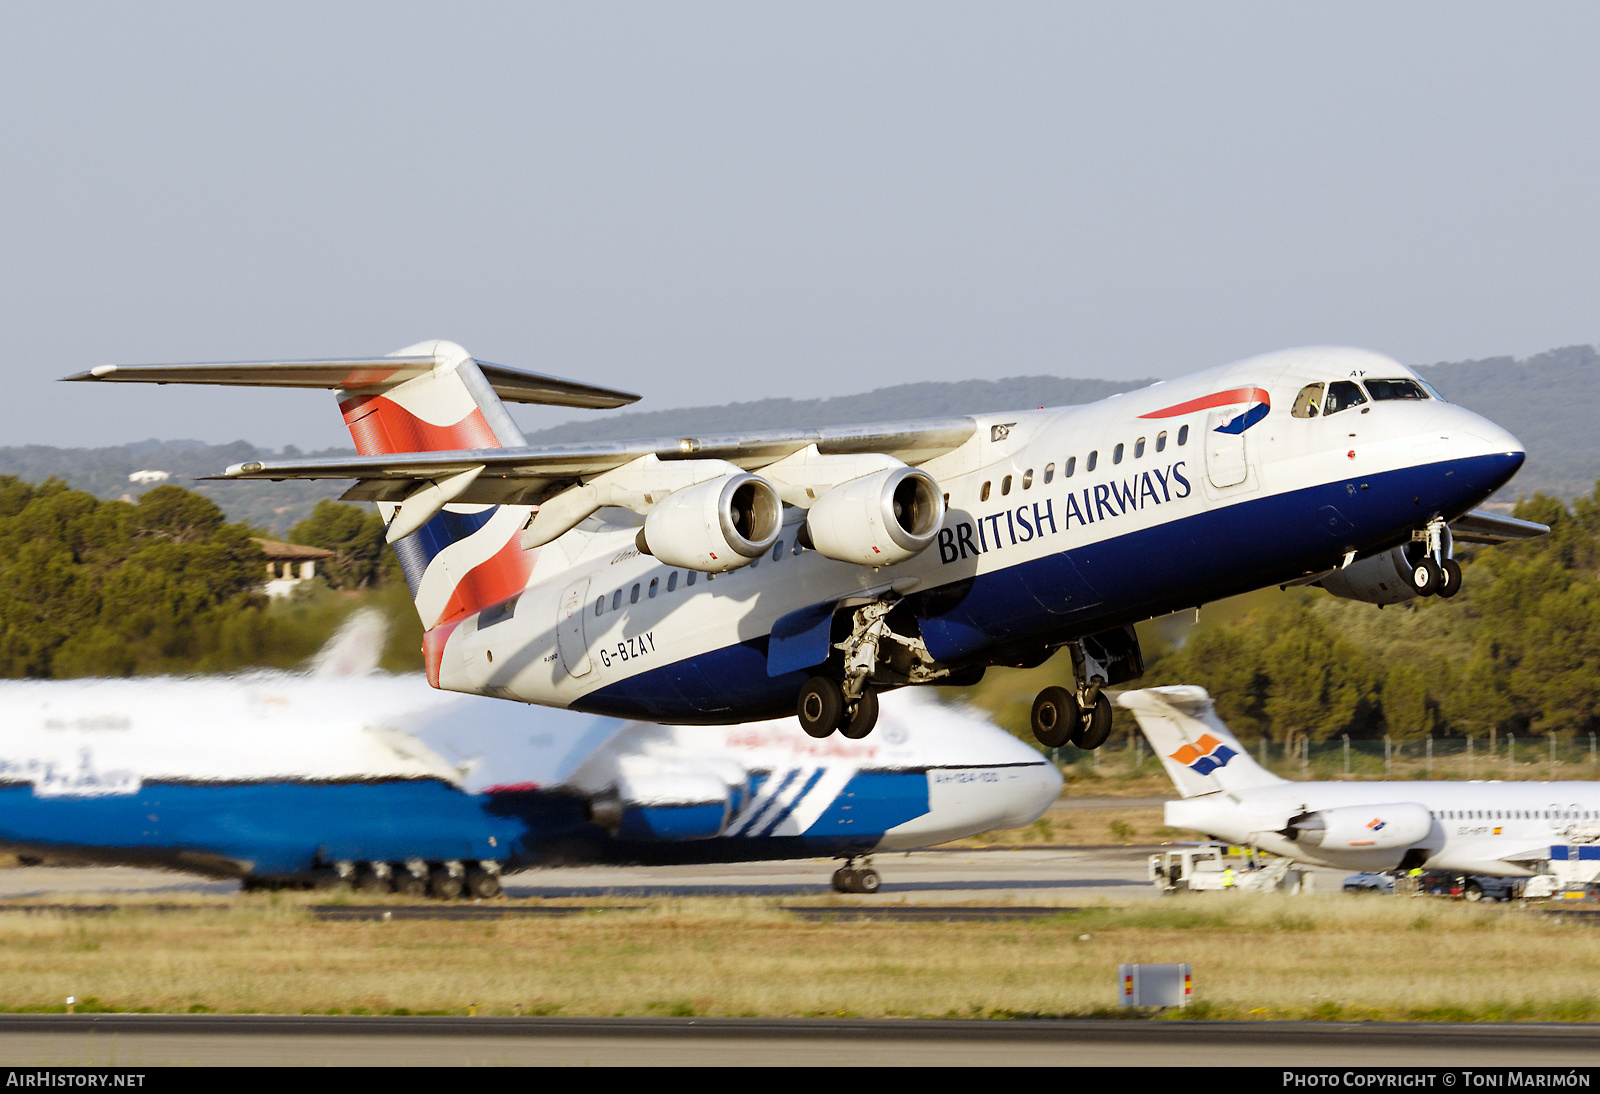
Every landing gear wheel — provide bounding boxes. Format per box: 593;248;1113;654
1437;558;1463;599
839;689;879;740
1463;880;1484;902
798;677;845;739
464;869;501;899
1031;686;1082;748
831;867;853;894
394;871;427;899
355;870;391;895
1074;693;1115;751
430;869;464;900
853;868;882;894
1411;558;1442;597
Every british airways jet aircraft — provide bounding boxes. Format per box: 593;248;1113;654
1121;686;1600;885
70;342;1542;747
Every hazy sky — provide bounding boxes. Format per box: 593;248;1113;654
4;3;1599;449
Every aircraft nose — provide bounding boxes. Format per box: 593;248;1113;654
992;761;1064;829
1450;408;1527;495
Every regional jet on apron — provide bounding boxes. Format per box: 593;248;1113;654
70;341;1544;745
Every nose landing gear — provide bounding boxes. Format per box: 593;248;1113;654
1408;518;1462;599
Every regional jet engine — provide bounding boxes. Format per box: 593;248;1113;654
640;472;783;572
1281;803;1434;854
803;466;945;566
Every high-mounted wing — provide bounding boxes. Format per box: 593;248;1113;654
64;357;640;410
1448;510;1551;544
211;419;978;509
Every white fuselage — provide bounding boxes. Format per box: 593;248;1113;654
1171;782;1600;876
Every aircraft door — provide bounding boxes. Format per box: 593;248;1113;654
1204;409;1249;489
556;579;593;678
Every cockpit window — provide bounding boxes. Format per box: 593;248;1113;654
1324;380;1368;415
1291;383;1325;418
1418;378;1446;402
1363;378;1429;401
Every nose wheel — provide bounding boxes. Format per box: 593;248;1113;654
1410;517;1464;599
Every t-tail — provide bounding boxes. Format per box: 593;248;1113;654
64;339;640;679
1115;686;1285;797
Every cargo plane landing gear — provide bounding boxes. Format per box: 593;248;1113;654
831;858;882;894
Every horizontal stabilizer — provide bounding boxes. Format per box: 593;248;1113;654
1449;509;1551;544
64;357;640;410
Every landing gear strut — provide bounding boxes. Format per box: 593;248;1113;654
831;858;882;894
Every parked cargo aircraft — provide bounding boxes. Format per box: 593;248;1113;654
0;669;1058;897
1121;686;1600;880
70;341;1543;746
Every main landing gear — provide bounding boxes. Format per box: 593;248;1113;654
1029;631;1138;750
831;858;882;894
797;677;879;740
1407;518;1462;600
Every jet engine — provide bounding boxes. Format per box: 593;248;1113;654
639;472;783;572
1281;803;1434;854
803;466;945;566
1316;545;1426;606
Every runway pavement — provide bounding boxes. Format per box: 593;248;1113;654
2;1015;1598;1067
0;846;1163;903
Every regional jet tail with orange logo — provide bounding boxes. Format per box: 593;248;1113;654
1120;686;1600;880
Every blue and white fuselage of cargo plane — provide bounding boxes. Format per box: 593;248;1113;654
69;342;1546;748
1121;686;1600;881
0;670;1058;897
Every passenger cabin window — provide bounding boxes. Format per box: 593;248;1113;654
772;540;784;561
1001;475;1012;496
1113;444;1124;465
1324;380;1368;415
1043;463;1055;484
630;583;641;604
1177;426;1188;446
667;571;678;592
1134;437;1146;459
1065;456;1076;477
980;481;991;502
1156;431;1167;453
648;577;658;598
686;571;697;587
612;590;622;610
1087;451;1098;472
1022;469;1033;489
1364;378;1429;401
595;596;605;617
1292;383;1325;418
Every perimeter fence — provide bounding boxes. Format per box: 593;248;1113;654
1048;731;1600;782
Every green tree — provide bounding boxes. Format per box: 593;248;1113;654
288;500;390;589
